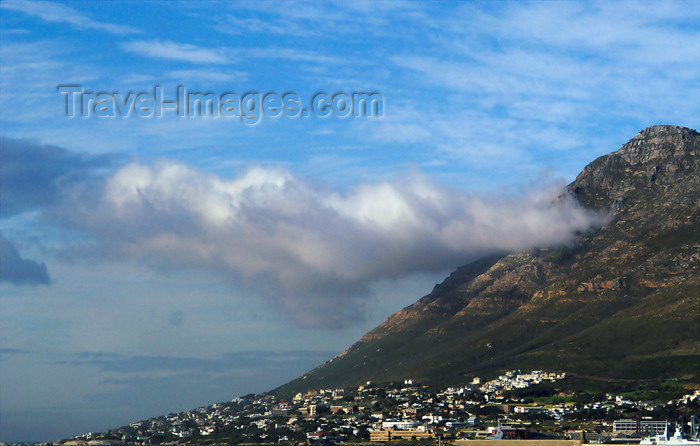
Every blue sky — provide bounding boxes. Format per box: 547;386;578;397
1;0;699;441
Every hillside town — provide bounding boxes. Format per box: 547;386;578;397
37;371;699;446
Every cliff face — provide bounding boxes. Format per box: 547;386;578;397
275;126;700;396
569;125;700;213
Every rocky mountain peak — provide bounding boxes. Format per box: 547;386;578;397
618;125;699;165
567;125;699;212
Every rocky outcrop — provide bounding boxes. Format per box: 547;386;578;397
568;126;699;213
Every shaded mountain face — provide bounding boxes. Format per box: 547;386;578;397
275;126;700;397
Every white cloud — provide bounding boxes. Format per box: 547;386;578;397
0;41;100;124
477;0;700;64
54;159;605;328
246;47;340;64
168;69;247;83
368;1;700;175
216;1;426;38
122;40;230;64
1;0;140;34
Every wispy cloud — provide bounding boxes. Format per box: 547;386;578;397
0;348;26;354
0;40;102;129
122;39;231;64
363;1;700;178
57;350;335;374
1;0;140;35
246;47;340;64
215;1;426;38
168;69;247;83
466;1;700;64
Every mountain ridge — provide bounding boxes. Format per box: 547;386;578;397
274;125;700;398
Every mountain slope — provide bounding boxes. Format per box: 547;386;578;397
275;125;700;397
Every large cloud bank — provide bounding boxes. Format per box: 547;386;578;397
2;137;606;326
53;158;605;327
